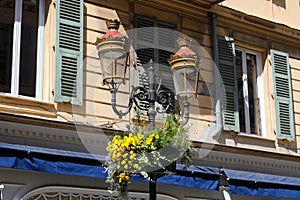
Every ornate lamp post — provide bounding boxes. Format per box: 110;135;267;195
96;19;199;200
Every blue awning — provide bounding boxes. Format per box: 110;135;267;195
129;165;220;190
0;142;108;179
223;169;300;198
0;142;220;190
159;164;220;190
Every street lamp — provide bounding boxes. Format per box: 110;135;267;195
95;19;129;90
168;37;198;125
96;19;199;200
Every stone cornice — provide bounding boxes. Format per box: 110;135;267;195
193;141;300;163
0;112;116;134
212;5;300;48
192;144;300;178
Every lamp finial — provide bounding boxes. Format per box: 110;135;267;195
177;37;191;48
106;19;120;30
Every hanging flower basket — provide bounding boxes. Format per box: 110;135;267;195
104;115;194;199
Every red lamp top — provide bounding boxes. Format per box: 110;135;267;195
174;46;196;57
169;38;196;64
95;19;125;45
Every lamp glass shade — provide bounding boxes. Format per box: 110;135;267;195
168;38;199;103
97;40;128;86
172;65;198;102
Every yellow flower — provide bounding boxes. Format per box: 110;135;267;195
120;146;126;151
133;164;139;169
119;172;127;183
155;134;159;139
122;153;128;159
129;153;135;160
146;135;153;145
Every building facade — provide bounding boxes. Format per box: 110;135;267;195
0;0;300;199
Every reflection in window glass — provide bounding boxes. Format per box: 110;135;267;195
247;53;259;134
0;0;14;93
19;0;39;97
236;50;245;132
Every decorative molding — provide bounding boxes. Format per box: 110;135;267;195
0;120;81;144
21;186;178;200
0;120;111;153
193;148;300;178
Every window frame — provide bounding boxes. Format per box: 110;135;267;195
235;47;266;136
3;0;45;100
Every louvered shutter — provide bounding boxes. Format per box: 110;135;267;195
135;15;155;65
271;50;295;141
134;16;176;90
54;0;83;105
134;16;155;112
217;36;239;132
157;21;177;91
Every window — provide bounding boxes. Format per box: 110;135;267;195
133;15;177;114
134;15;177;91
0;0;44;98
218;36;266;135
236;49;262;134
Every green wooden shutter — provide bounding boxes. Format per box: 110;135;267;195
271;50;295;141
55;0;83;105
217;36;239;132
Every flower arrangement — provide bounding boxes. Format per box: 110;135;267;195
105;115;194;199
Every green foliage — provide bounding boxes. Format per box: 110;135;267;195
104;115;194;199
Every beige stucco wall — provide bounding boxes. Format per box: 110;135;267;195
220;0;300;30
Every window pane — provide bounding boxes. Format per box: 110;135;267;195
236;50;246;133
19;0;38;97
247;53;259;134
0;0;14;93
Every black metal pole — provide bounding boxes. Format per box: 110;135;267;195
147;60;156;131
149;174;157;200
147;60;157;200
